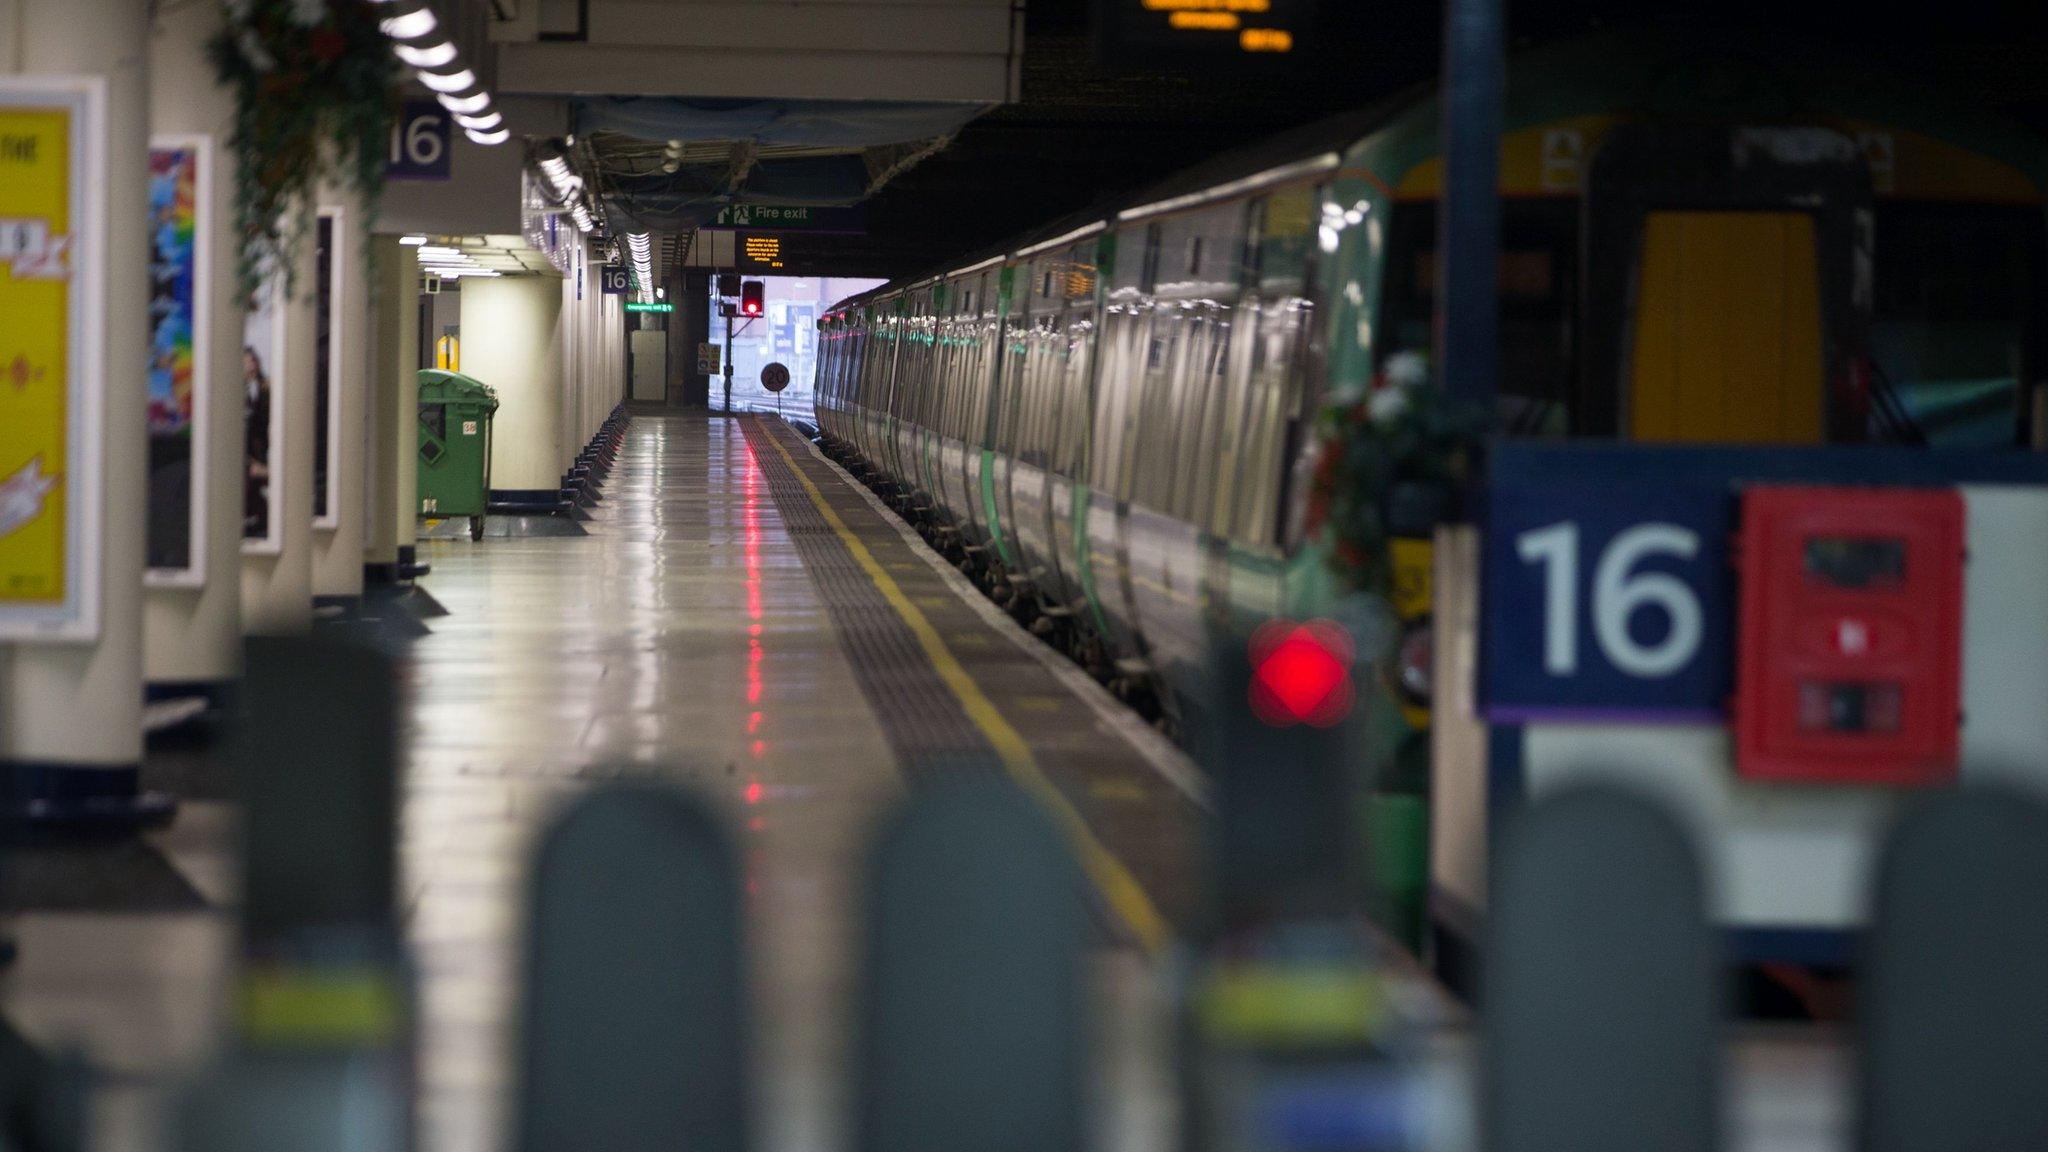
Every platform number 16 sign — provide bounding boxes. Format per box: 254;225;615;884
1483;485;1733;720
387;100;450;182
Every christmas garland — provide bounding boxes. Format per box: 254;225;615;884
1305;352;1487;596
209;0;400;295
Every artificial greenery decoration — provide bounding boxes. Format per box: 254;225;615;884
1305;353;1487;597
209;0;400;295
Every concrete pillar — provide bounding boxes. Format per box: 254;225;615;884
240;219;316;636
365;237;419;584
462;275;564;496
311;190;368;602
0;0;159;821
142;0;243;697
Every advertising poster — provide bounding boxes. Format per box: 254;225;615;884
146;137;209;586
314;208;339;528
242;278;285;555
1;79;103;641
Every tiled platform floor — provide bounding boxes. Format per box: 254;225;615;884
0;414;1853;1152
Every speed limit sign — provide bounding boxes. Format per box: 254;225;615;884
761;362;791;393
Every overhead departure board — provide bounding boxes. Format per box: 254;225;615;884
1096;0;1316;65
738;233;787;272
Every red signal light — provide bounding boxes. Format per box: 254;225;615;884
740;280;765;317
1248;618;1355;728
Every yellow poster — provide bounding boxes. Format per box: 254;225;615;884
1;81;95;639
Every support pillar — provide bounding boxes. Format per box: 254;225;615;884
464;275;564;502
0;0;165;824
364;237;419;585
311;186;368;604
142;0;243;703
240;218;317;636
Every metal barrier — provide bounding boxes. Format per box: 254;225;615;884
515;784;749;1152
1484;785;1721;1152
1862;785;2048;1151
856;780;1090;1152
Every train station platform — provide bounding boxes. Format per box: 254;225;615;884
1;413;1209;1152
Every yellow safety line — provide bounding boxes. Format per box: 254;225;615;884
760;425;1172;957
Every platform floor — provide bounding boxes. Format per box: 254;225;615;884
0;414;1851;1152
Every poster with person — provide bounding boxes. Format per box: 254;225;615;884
242;277;285;555
146;138;208;585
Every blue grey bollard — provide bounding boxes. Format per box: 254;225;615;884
177;1052;405;1152
515;784;748;1152
1861;786;2048;1152
1484;785;1720;1152
235;637;397;945
857;780;1089;1152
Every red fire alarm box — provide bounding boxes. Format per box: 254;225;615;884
1734;486;1965;786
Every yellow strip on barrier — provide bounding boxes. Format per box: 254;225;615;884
761;425;1172;957
238;967;403;1046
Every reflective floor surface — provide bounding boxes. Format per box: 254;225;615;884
0;414;1854;1152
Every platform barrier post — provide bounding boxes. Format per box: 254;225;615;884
175;637;409;1151
515;784;748;1152
856;780;1088;1152
1483;786;1719;1152
1861;786;2048;1151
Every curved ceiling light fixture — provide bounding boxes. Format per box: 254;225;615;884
377;2;509;146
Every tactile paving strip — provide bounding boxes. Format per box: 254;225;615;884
739;418;1002;778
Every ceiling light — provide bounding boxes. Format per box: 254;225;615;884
437;90;490;115
392;40;458;69
417;68;478;95
454;110;502;131
378;8;437;39
399;235;428;246
466;127;509;146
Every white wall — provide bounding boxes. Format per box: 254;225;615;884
462;275;565;492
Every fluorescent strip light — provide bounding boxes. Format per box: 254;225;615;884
417;68;477;95
399;235;428;246
453;110;502;130
437;90;490;115
466;127;509;146
378;8;438;39
392;40;458;68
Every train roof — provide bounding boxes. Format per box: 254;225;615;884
823;27;2048;318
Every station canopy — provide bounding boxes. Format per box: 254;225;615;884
572;97;990;233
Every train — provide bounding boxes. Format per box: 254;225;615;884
810;29;2048;954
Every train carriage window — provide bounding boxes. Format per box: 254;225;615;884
1224;186;1324;548
1142;203;1246;517
1380;199;1578;435
1092;227;1153;499
1871;203;2043;448
1052;242;1101;480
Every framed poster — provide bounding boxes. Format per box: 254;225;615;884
145;135;210;587
314;206;342;529
1;77;105;641
241;275;286;555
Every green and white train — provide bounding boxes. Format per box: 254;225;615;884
813;29;2048;888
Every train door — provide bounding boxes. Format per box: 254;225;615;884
1580;124;1878;444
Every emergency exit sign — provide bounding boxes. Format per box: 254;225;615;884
704;204;866;234
625;301;673;313
1097;0;1315;64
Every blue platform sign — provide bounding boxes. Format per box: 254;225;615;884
386;100;451;182
1482;481;1734;722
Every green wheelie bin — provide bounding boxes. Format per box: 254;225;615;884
417;369;499;541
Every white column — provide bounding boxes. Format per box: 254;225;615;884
142;0;243;693
0;0;155;815
463;275;564;493
311;188;368;601
365;237;418;581
240;221;316;635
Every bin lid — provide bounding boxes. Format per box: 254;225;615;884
418;369;499;411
